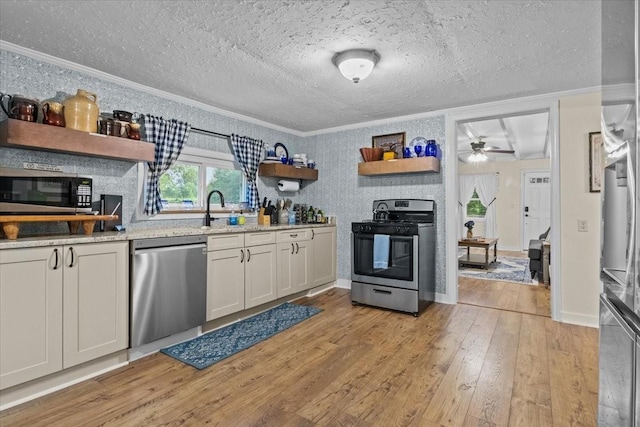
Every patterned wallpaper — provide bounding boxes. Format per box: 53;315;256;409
0;49;447;292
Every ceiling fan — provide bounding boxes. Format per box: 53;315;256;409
463;137;514;162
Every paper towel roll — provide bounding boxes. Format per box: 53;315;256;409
278;179;300;192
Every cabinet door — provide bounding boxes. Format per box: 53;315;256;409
311;227;337;288
0;247;63;390
277;242;295;298
245;244;277;309
63;241;128;369
207;248;245;321
293;239;312;292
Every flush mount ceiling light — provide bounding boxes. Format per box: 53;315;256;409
468;152;488;163
332;49;380;83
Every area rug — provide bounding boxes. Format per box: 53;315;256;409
458;256;533;284
160;302;322;369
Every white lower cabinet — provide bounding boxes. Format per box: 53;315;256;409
207;232;277;317
0;241;128;390
206;234;245;321
310;227;337;288
276;229;311;297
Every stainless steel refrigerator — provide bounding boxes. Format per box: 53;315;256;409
599;1;640;425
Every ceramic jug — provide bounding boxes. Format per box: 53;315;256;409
64;89;99;132
42;102;65;127
1;93;39;122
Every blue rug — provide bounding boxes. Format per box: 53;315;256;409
160;302;322;369
458;255;533;284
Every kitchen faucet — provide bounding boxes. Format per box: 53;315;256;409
205;190;225;226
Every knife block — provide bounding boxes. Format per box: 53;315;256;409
258;208;271;226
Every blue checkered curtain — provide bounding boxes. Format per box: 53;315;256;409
230;134;264;210
143;115;191;215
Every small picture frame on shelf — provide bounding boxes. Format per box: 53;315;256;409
372;132;406;159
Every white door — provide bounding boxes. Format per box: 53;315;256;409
522;170;551;249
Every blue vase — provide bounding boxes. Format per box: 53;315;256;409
425;140;437;157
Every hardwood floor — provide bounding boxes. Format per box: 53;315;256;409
458;250;551;317
0;289;597;426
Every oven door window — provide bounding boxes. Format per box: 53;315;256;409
353;234;414;281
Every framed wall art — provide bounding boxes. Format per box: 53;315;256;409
589;131;603;193
372;132;406;158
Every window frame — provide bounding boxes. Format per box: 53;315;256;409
466;189;487;219
136;146;246;220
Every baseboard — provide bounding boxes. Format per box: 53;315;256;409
560;311;599;328
334;278;351;289
0;351;128;411
435;292;456;304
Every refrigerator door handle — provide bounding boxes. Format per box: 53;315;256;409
624;151;635;287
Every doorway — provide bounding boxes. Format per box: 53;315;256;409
446;99;560;319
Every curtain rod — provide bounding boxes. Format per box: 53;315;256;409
191;127;230;139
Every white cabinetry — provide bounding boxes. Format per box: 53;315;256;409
244;232;277;309
207;232;277;317
0;247;63;390
310;227;337;288
206;234;245;321
62;242;128;369
276;229;311;297
0;241;128;390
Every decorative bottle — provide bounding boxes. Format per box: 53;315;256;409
425;140;437;157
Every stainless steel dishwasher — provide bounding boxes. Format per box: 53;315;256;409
130;235;207;347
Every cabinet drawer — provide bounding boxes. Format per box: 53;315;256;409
245;231;276;247
276;229;310;243
208;233;245;251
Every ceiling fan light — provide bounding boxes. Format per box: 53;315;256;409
468;152;488;162
332;49;380;83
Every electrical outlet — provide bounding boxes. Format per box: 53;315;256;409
578;219;588;232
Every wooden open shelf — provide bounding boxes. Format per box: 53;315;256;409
0;214;119;240
258;163;318;181
357;156;440;176
0;119;155;162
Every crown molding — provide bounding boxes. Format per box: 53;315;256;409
0;41;305;137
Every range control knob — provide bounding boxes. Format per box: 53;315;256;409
403;227;411;234
365;225;372;232
396;226;402;234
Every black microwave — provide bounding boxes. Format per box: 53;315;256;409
0;168;93;214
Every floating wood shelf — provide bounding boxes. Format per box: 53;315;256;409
0;214;119;240
258;163;318;181
0;119;155;162
357;157;440;176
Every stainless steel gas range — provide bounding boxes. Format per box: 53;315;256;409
351;199;436;316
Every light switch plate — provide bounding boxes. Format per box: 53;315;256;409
578;219;588;232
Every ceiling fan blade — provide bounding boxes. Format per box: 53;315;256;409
485;149;515;154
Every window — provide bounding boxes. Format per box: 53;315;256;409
139;146;246;216
466;189;486;218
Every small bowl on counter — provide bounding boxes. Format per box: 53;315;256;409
359;147;384;162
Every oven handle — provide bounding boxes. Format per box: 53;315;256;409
373;288;392;295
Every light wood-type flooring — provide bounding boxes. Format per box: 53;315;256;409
0;288;597;426
458;250;551;317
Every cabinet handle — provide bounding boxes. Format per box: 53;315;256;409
291;243;295;254
290;233;298;238
311;229;315;239
53;248;59;270
68;247;75;268
247;249;251;262
240;249;244;263
295;242;299;254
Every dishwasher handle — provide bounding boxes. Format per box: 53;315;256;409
133;243;207;256
131;235;208;252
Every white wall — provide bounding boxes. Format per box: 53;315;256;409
558;92;601;326
458;158;551;251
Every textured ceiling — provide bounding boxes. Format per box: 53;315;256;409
0;0;601;133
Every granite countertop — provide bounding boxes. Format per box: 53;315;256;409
0;223;336;250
